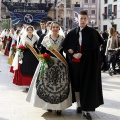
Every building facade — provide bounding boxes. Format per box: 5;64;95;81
0;1;1;19
2;0;55;3
81;0;100;29
1;0;100;30
101;0;118;32
0;1;1;31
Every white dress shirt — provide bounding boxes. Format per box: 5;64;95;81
79;27;83;46
42;29;45;34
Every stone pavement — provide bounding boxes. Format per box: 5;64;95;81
0;51;120;120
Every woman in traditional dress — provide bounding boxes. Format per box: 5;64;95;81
9;29;21;73
4;29;11;56
26;22;72;115
12;26;39;86
8;28;17;65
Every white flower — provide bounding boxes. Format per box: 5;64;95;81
46;40;53;49
44;63;48;69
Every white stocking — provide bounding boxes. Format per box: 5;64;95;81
75;92;81;107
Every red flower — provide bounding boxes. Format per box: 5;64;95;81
12;44;16;47
18;45;26;50
11;44;16;54
7;38;11;41
42;53;50;59
14;49;16;52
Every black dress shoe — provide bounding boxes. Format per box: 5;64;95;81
55;110;62;115
47;109;52;112
76;107;82;113
83;112;92;120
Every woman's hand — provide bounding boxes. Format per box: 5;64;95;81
73;53;82;59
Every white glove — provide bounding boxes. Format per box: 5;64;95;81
73;53;82;59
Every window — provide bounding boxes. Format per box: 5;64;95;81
114;0;117;1
92;0;95;3
91;10;95;14
75;2;80;7
104;7;107;14
85;0;88;3
103;25;107;32
114;5;117;16
102;7;108;19
104;0;108;4
86;10;88;14
103;7;107;19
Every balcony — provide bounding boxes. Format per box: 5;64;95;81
102;13;107;19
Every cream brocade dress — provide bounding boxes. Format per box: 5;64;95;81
26;35;72;110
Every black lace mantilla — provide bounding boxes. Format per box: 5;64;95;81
36;60;70;104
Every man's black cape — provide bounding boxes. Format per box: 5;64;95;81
62;26;104;111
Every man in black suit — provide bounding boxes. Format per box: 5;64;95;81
37;20;47;50
37;20;47;37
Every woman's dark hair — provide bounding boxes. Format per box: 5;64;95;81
79;10;88;15
16;29;21;35
26;26;34;31
50;21;60;29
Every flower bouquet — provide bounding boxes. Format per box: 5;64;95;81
37;53;53;79
18;45;26;60
11;44;17;55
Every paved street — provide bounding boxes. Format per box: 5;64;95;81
0;51;120;120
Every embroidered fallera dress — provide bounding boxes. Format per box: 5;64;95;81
12;35;39;86
26;35;72;110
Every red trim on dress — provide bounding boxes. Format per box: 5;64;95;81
13;64;32;86
10;66;14;73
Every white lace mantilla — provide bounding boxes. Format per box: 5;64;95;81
19;34;39;47
41;35;64;51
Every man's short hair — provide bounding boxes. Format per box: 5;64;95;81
40;20;46;24
79;10;88;15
